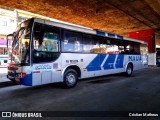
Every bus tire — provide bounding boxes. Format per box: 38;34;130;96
63;69;78;88
126;64;133;76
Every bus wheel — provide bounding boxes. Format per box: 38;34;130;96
126;64;133;76
63;69;78;88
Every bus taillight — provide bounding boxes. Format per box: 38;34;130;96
21;73;26;78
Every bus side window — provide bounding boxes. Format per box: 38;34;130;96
43;32;59;52
83;35;93;53
62;30;82;52
33;24;60;63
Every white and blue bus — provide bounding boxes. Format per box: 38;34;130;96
7;18;148;88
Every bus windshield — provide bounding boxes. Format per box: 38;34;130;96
11;19;31;64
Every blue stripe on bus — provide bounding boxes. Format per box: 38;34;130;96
115;54;124;68
86;54;106;71
20;73;32;86
96;30;106;36
108;33;115;37
117;35;123;40
103;54;116;70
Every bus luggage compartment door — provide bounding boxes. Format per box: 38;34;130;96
42;71;52;84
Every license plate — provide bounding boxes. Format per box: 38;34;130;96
15;77;20;82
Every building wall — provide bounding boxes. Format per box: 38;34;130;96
0;17;16;35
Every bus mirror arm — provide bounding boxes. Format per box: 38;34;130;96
6;33;14;49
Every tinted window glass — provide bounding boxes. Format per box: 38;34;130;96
83;35;93;53
33;23;60;63
83;35;100;53
124;41;140;54
62;31;82;52
99;38;124;54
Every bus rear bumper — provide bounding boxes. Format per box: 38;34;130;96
7;75;20;84
7;74;14;80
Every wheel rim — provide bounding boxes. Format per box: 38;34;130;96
66;73;76;85
127;67;132;75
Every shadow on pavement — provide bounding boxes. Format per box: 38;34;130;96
0;81;17;88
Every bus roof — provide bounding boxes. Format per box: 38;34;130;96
33;18;147;44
